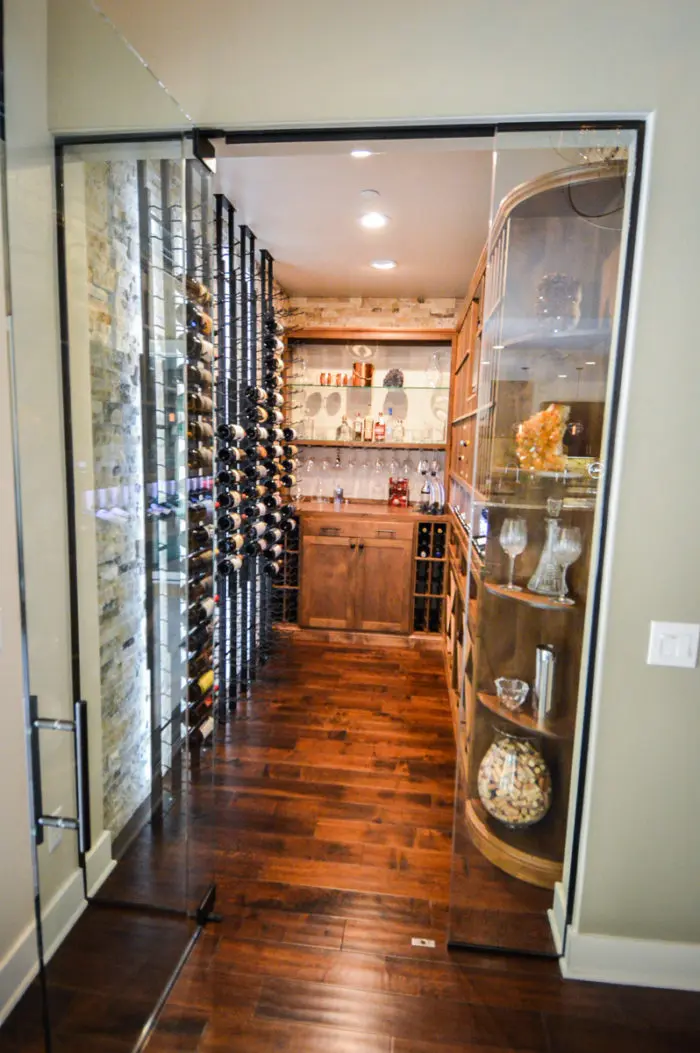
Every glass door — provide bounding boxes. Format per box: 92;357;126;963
448;126;639;955
0;5;217;1050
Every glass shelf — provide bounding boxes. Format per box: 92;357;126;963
289;383;450;392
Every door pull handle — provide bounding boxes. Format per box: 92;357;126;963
30;695;92;855
358;542;365;551
350;542;356;550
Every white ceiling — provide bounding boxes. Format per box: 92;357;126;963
214;140;493;298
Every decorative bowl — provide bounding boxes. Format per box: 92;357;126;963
494;677;529;711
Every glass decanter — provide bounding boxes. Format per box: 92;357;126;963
528;497;563;596
337;415;352;442
393;418;405;441
424;351;442;389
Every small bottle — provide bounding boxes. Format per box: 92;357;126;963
393;418;405;442
374;412;386;443
363;414;374;442
385;408;393;442
338;416;351;442
353;413;364;441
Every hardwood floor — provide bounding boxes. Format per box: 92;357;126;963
146;636;700;1052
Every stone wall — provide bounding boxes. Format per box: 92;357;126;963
85;160;150;839
285;295;458;330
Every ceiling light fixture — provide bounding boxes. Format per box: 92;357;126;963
557;373;568;379
351;149;373;159
370;259;397;270
360;211;389;230
492;344;504;350
585;360;597;366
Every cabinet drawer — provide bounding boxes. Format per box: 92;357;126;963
303;516;414;542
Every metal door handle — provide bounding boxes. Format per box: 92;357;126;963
30;695;92;855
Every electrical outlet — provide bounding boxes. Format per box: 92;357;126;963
47;807;63;854
411;937;436;948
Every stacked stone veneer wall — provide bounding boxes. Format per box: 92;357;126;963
286;295;458;330
86;160;150;839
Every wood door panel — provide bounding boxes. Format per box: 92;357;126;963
355;538;412;634
299;536;356;629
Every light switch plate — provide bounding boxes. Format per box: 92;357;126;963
647;621;700;668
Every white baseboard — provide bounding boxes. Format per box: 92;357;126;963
548;881;567;955
0;867;86;1026
561;927;700;991
85;829;116;897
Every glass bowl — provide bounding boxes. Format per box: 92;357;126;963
494;677;529;711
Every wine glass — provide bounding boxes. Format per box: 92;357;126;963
499;517;528;591
553;526;582;605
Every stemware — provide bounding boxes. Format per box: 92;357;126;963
499;517;528;591
553;526;582;605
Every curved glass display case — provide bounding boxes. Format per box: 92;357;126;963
447;130;638;954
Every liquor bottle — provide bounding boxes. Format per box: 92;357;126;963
186;276;212;306
187;668;214;703
188;595;215;626
245;423;269;442
188;419;214;442
262;560;282;577
188;392;213;415
248;405;269;424
282;426;297;442
217;554;244;575
374;412;386;443
353;413;364;441
217;446;246;464
338;416;352;442
363;414;374;442
393;418;405;442
189;524;213;549
216;490;243;509
216;423;246;443
187;332;213;364
189;575;213;601
189;446;214;471
280;472;297;487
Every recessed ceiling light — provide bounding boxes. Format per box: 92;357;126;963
370;259;397;270
351;149;373;159
360;211;389;230
557;373;568;379
585;360;596;366
492;344;504;350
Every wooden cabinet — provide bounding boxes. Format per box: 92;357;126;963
354;537;412;633
299;516;414;634
298;536;356;630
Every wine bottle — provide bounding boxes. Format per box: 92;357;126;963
188;392;213;415
262;560;282;577
216;512;242;533
265;527;283;544
188;668;214;703
189;524;214;549
215;510;242;532
218;533;245;554
245;424;269;441
216;468;245;488
271;427;285;442
263;492;283;509
190;548;214;573
217;446;246;464
270;409;284;424
264;511;284;525
189;502;212;524
188;715;215;747
279;458;297;472
189;645;213;680
247;520;267;539
189;575;213;601
248;405;269;424
284;444;299;456
265;543;284;560
280;473;297;487
188;595;215;626
189;446;214;471
187;332;214;364
282;426;297;442
186;275;212;306
188;363;213;390
188;419;214;442
245;385;267;404
187;622;212;654
187;302;213;336
216;489;243;509
282;516;298;534
267;390;284;407
216;423;245;443
217;554;243;575
264;373;284;390
243;499;267;518
243;537;268;556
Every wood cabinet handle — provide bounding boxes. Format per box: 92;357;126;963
349;541;356;549
358;542;365;551
376;529;396;538
320;526;340;536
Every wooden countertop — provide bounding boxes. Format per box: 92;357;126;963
298;499;448;522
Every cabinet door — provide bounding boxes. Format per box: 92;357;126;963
299;535;357;629
355;537;412;634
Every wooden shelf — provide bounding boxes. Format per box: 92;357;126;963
296;440;447;450
483;580;578;611
476;692;570;741
415;556;447;563
465;798;562;890
468;598;478;634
